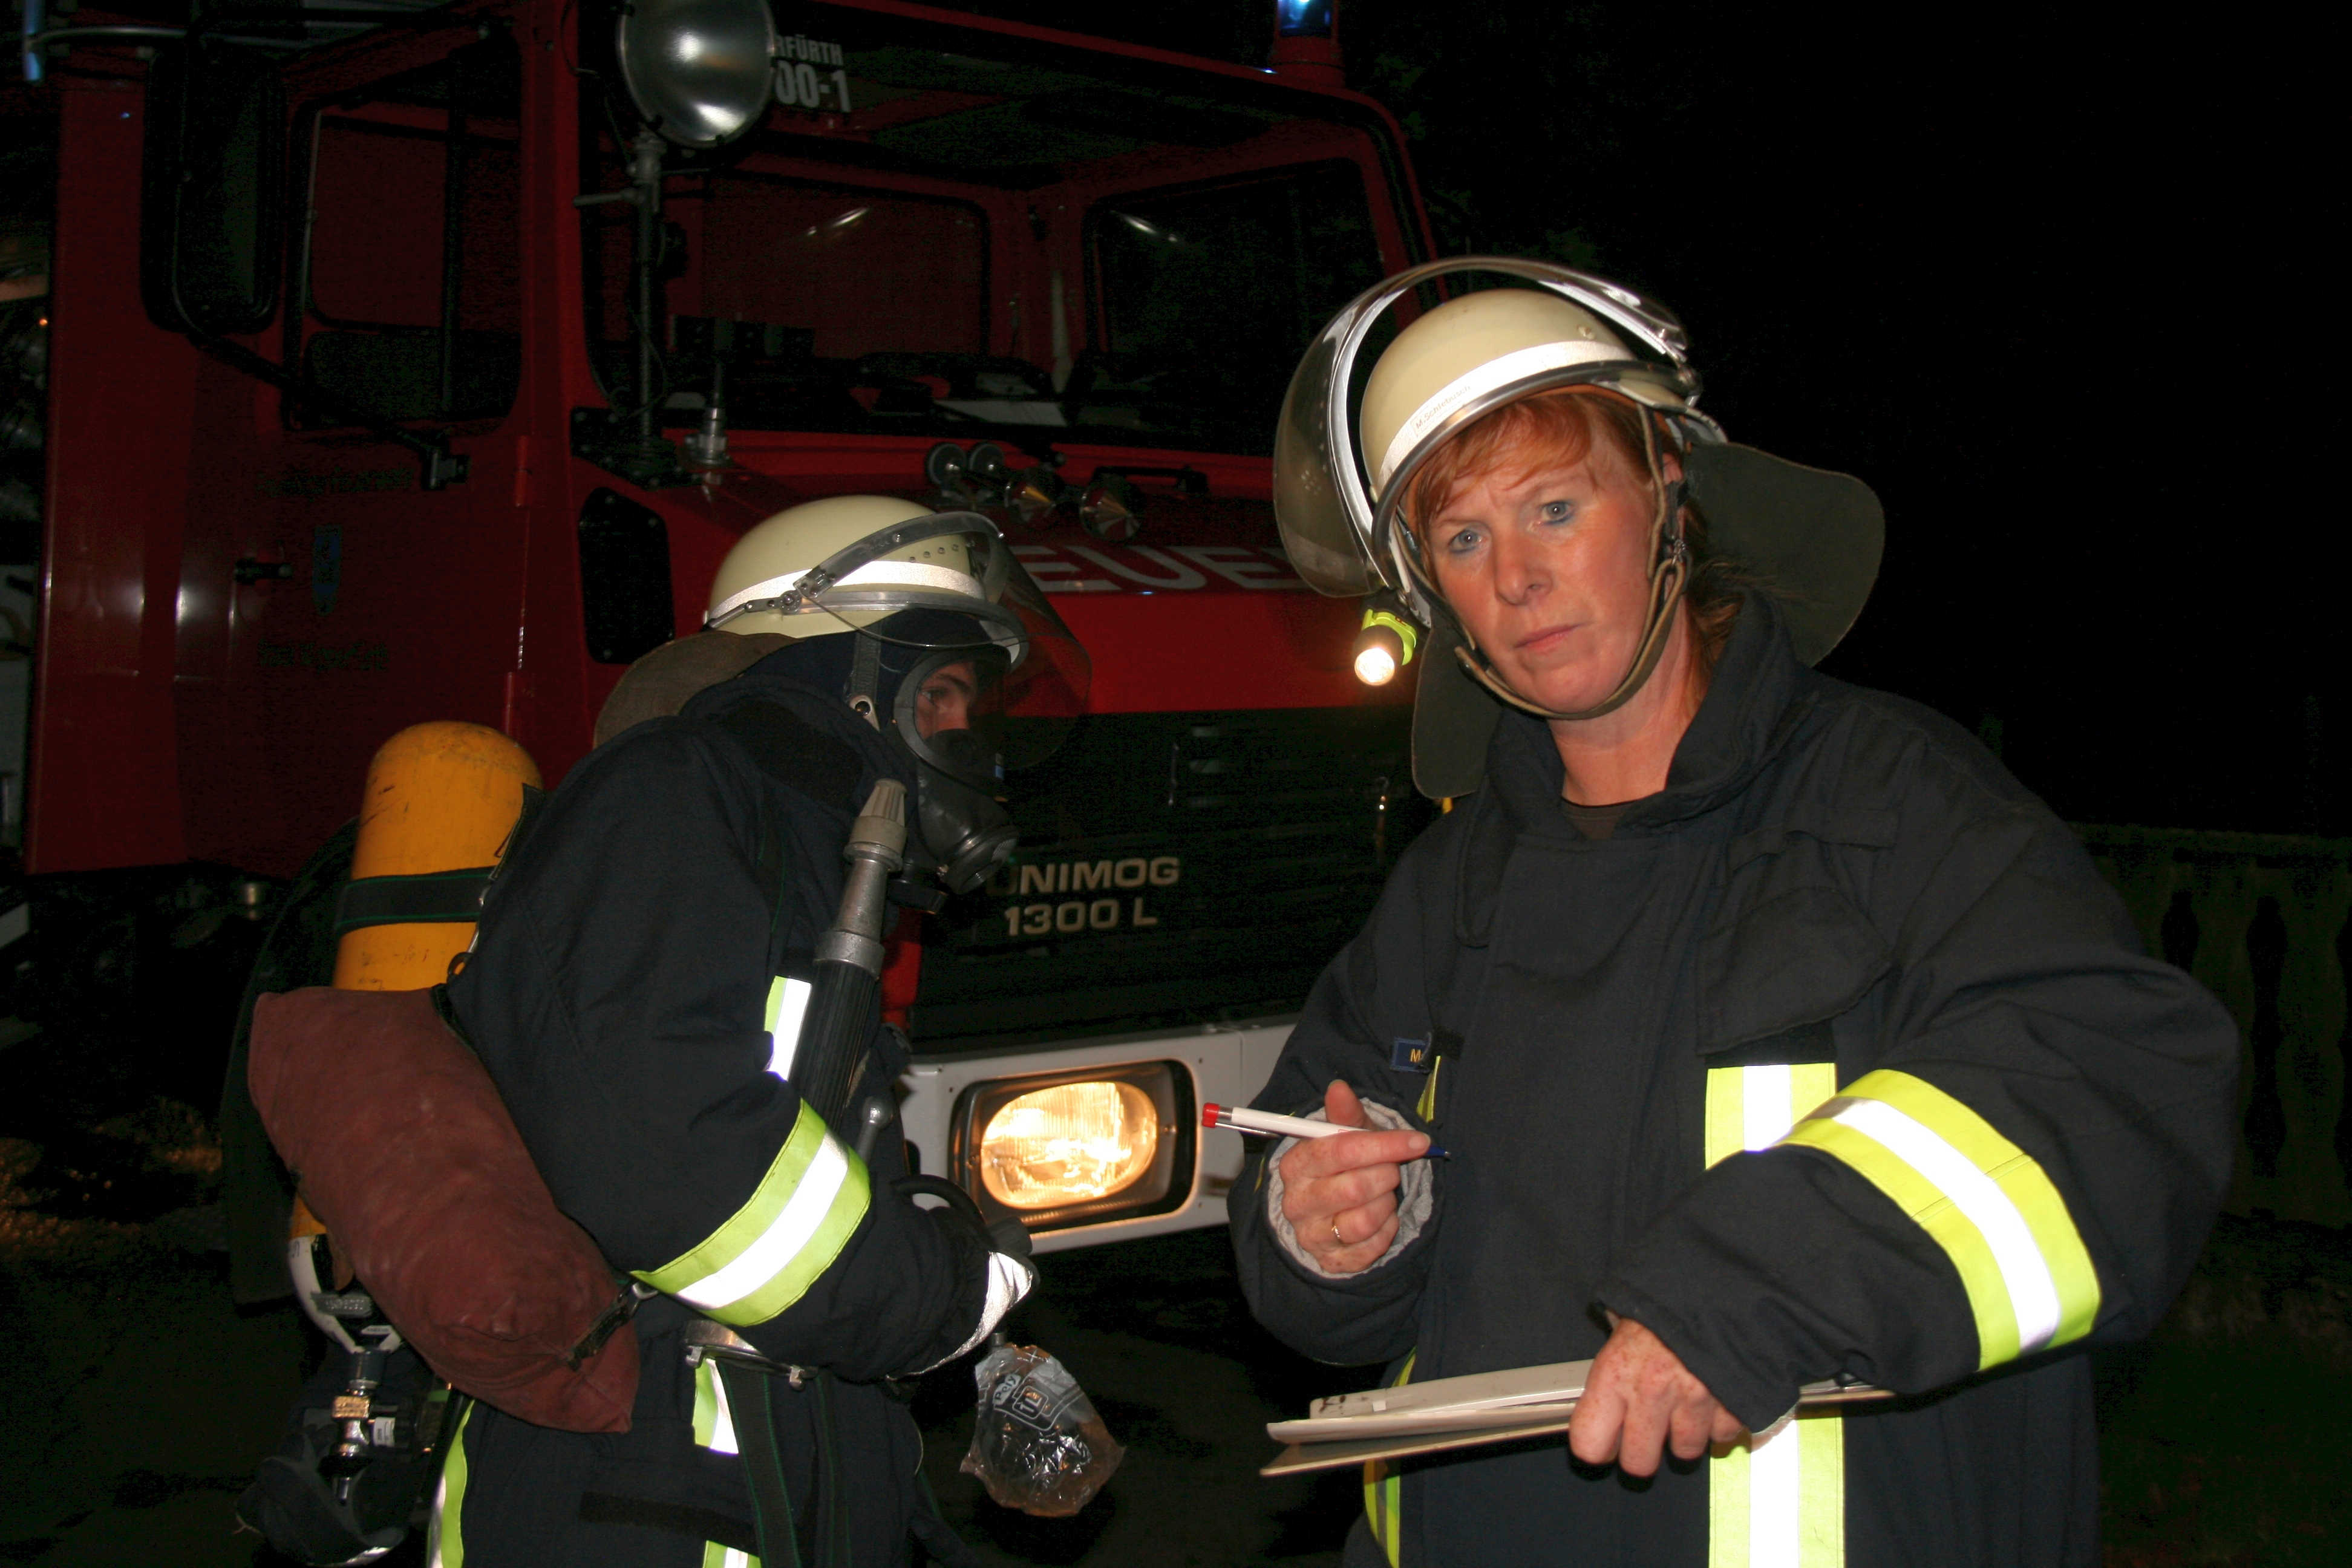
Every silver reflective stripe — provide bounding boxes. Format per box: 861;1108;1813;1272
1749;1415;1799;1559
1377;338;1627;485
765;976;812;1081
1740;1063;1792;1153
706;559;984;626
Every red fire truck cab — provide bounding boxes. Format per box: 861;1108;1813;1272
4;0;1434;1250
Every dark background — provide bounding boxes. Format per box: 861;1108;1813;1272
964;0;2337;835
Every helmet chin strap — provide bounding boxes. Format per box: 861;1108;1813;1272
1448;405;1691;724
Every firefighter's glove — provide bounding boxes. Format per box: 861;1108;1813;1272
894;1176;1037;1370
986;1212;1034;1264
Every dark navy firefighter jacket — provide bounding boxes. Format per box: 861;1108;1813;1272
443;666;992;1567
1232;594;2239;1568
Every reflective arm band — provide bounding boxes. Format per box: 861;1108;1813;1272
633;1102;871;1328
1779;1069;2100;1368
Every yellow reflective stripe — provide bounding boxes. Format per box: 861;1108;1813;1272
1705;1063;1844;1566
1780;1070;2099;1367
1705;1066;1746;1171
427;1399;475;1568
1708;1431;1749;1568
1361;1351;1416;1567
693;1357;717;1448
700;1544;759;1568
1414;1057;1443;1124
1361;1459;1400;1567
1704;1062;1838;1166
690;1357;743;1455
633;1102;871;1328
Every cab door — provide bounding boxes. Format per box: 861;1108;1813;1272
175;30;529;874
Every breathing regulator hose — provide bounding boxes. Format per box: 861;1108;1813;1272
799;782;1036;1253
795;780;907;1134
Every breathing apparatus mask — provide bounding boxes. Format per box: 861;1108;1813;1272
705;497;1089;892
1272;257;1885;799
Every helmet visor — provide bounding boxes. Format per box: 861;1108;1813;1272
988;557;1091;770
713;510;1093;766
877;558;1089;775
1273;323;1381;598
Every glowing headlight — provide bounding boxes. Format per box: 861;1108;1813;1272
979;1081;1159;1209
952;1062;1194;1232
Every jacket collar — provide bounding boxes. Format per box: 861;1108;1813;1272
1456;594;1812;942
679;664;916;814
1483;590;1809;834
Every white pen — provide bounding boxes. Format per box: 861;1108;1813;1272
1203;1103;1450;1160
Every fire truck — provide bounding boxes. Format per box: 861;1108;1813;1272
2;0;1437;1257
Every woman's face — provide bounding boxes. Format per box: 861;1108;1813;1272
1422;437;1665;715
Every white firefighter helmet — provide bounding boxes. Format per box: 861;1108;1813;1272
707;495;1022;654
1272;256;1884;797
1357;287;1695;502
704;493;1091;773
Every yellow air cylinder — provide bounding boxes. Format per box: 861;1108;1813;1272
332;722;542;993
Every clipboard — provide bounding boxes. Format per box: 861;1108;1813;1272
1261;1362;1892;1477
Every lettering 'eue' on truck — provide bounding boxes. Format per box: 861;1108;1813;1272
4;0;1435;1255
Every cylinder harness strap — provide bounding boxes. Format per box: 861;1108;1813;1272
333;786;551;933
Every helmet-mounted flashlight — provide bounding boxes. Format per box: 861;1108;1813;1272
1352;602;1418;687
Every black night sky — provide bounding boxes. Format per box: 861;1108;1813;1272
967;0;2336;836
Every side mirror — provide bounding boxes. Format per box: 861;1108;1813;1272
141;40;286;338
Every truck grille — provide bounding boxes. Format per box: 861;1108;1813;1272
907;707;1431;1046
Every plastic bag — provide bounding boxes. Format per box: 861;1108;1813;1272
960;1342;1125;1517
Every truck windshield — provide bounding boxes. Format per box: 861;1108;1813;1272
1088;164;1384;451
580;24;1403;454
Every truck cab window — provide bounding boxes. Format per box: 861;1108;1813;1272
1087;163;1385;452
580;165;991;427
573;32;1410;455
293;36;521;428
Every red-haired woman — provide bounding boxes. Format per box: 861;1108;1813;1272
1233;261;2237;1568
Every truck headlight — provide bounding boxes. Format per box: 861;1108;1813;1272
980;1080;1158;1209
952;1062;1194;1231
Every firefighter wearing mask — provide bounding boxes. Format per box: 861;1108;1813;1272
437;496;1088;1566
1233;260;2238;1567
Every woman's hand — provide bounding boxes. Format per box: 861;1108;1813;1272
1278;1080;1430;1275
1567;1315;1746;1475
